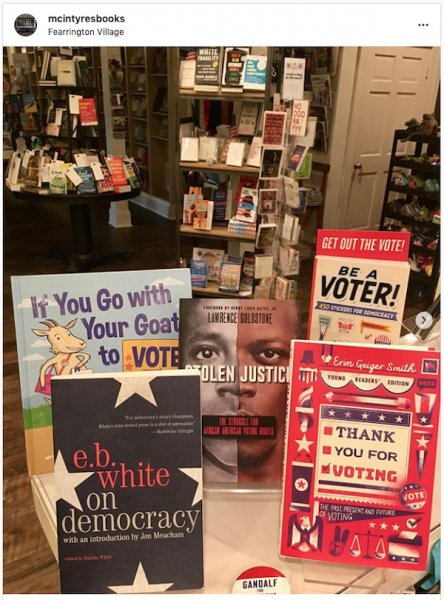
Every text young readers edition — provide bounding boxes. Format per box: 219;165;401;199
179;299;300;484
280;340;440;570
11;269;192;475
52;370;203;593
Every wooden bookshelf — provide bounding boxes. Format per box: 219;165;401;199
179;89;266;102
180;161;260;175
192;280;252;298
180;224;256;242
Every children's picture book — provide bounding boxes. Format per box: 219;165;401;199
287;144;309;172
221;47;249;92
52;370;203;593
308;231;411;344
282;58;306;100
290;100;310;136
258;189;278;215
242;55;267;91
179;299;300;483
78;98;98;126
194;47;222;91
263;111;287;146
237;102;260;137
256;223;277;249
192;248;224;281
73;166;96;194
218;262;242;293
11;269;192;476
280;340;440;571
190;259;208;288
260;148;284;179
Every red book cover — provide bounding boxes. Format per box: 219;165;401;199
106;157;128;187
78;98;98;126
280;340;440;570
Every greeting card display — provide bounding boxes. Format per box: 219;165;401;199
308;231;410;345
263;111;287;147
280;340;440;571
11;269;192;475
53;371;203;593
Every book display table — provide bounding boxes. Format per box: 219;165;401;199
12;189;141;272
30;334;440;594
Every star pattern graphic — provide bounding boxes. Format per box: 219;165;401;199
178;468;202;506
392;524;400;531
114;375;158;408
124;363;133;372
380;522;388;530
108;563;173;594
417;435;430;448
378;414;386;421
295;434;314;453
396;416;403;423
345;411;352;418
369;522;376;529
296;478;308;491
328;409;335;417
54;451;94;512
125;354;132;361
362;412;369;420
420;416;428;423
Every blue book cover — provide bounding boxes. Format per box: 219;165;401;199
11;269;192;475
74;166;96;194
243;56;267;90
190;260;208;288
53;370;203;593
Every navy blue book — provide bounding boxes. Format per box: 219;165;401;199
190;259;208;288
52;370;203;593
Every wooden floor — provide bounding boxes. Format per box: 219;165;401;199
3;188;424;593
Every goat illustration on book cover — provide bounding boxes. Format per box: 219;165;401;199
12;269;192;476
280;340;440;570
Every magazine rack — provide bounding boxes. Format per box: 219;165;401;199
12;188;141;272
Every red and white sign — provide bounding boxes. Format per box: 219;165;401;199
233;567;291;594
317;230;410;262
280;340;440;571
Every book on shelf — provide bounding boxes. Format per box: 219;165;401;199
192;248;224;281
280;339;440;571
56;59;76;86
39;50;52;81
190;259;209;288
181;137;199;162
183;193;202;225
20;112;36;132
237;102;260;136
242;55;267;91
193;199;214;231
152;86;168;114
52;369;203;593
152;47;167;74
221;47;249;93
218;261;242;292
311;74;333;108
25;155;42;187
73;166;97;194
236;187;258;223
74;56;93;87
254;254;274;279
179;59;196;89
253;284;271;299
105;156;129;191
198;137;218;162
212;189;229;223
130;47;145;65
308;230;410;344
49;163;67;194
282;57;305;100
227;217;256;235
234;175;258;204
78;98;98;126
23;92;38;113
123;159;142;190
239;251;255;296
194;47;222;92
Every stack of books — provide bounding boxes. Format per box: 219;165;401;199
228;217;256;237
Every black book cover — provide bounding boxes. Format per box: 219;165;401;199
52;371;203;593
194;48;221;86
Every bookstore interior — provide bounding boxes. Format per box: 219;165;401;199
3;46;441;594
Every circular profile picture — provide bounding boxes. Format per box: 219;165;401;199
15;14;37;37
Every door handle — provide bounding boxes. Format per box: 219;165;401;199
354;162;362;170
